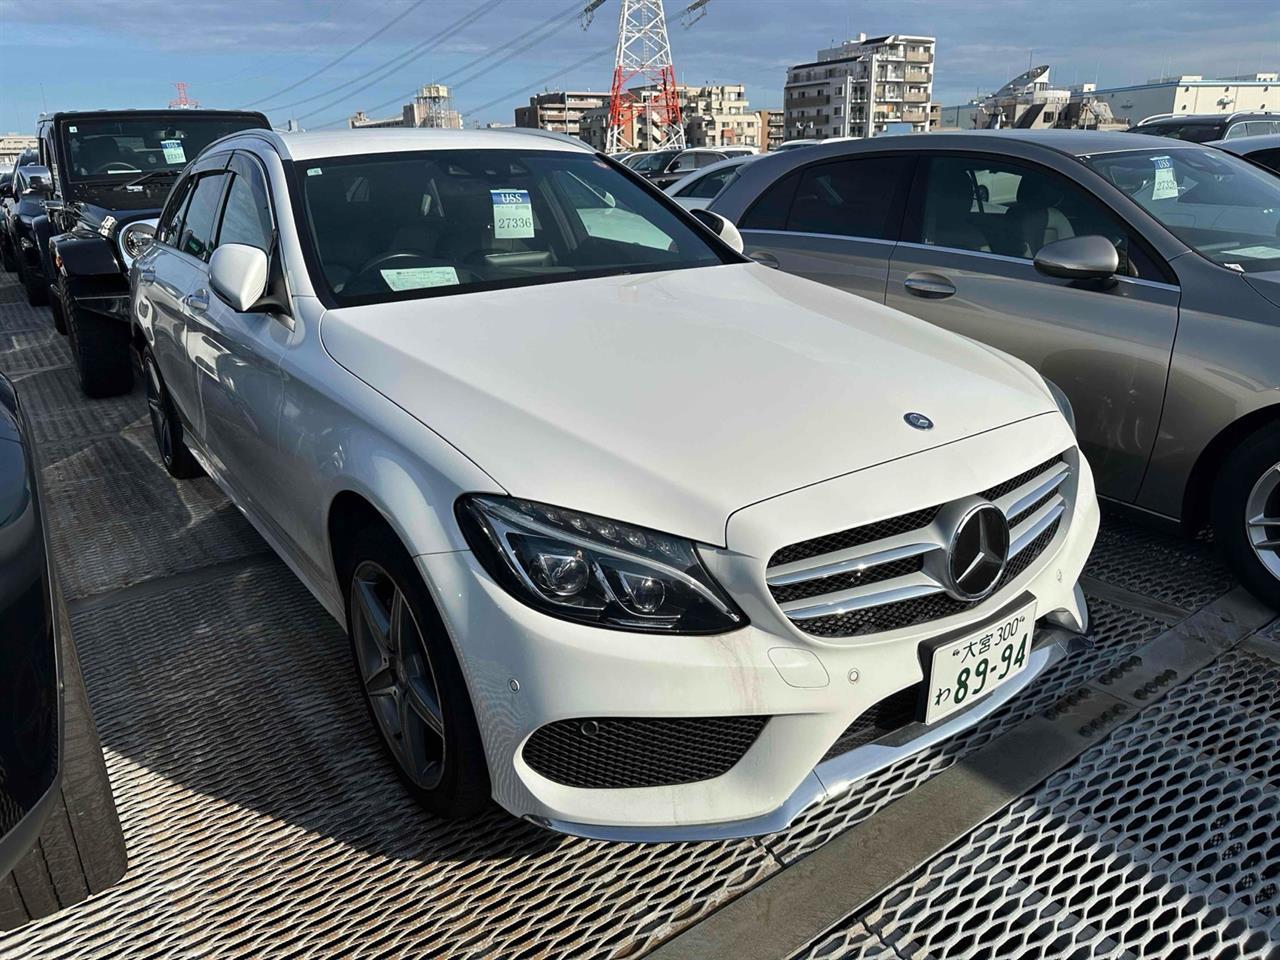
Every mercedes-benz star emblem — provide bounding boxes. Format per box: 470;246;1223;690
904;412;934;431
945;503;1010;602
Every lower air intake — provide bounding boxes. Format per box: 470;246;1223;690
522;715;768;789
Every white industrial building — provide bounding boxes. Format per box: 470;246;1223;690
1090;72;1277;124
784;33;936;141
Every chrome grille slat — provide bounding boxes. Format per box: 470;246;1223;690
997;461;1070;519
767;453;1071;638
765;535;943;587
780;572;946;621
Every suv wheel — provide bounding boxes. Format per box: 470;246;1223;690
344;526;490;819
16;254;48;307
143;348;201;479
65;295;132;398
50;279;70;335
0;235;15;273
1213;423;1280;608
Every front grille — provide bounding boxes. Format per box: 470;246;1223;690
522;715;768;789
821;685;922;762
767;454;1070;639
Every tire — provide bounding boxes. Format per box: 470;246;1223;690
0;234;15;273
0;601;127;932
342;524;491;819
143;348;202;479
1212;422;1280;609
65;295;132;398
17;254;48;307
50;281;68;335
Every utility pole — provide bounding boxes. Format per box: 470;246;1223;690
605;0;684;153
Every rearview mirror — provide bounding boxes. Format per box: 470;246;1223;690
209;243;269;312
1034;235;1118;282
688;209;745;254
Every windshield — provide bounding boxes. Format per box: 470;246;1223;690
59;114;266;181
1084;147;1280;274
1132;122;1224;143
298;149;731;305
629;151;678;173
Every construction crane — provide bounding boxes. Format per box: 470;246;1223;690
580;0;712;153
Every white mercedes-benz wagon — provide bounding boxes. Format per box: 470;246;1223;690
130;128;1098;840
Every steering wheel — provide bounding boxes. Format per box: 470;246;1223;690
355;250;436;275
93;161;142;175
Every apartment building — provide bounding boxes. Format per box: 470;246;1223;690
577;83;758;152
349;84;462;130
515;91;608;138
784;33;935;140
757;109;784;151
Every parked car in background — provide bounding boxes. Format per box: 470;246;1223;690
132;127;1096;839
772;139;821;152
710;130;1280;607
0;165;55;303
719;146;758;157
619;151;652;169
1210;132;1280;174
632;147;728;189
0;373;126;931
1130;112;1280;143
33;108;269;397
664;155;754;210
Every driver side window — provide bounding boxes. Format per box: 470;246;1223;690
177;174;227;263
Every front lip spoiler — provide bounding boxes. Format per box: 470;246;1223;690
526;623;1086;843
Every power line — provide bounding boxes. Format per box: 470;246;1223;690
242;0;430;108
261;0;501;114
459;45;613;120
302;0;582;126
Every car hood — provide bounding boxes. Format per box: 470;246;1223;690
319;264;1055;546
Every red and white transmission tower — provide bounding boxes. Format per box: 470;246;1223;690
169;82;200;109
605;0;684;153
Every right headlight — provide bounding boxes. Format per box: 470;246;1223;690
1044;378;1076;436
118;221;155;269
457;495;747;635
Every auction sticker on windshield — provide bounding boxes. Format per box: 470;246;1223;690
1151;156;1178;200
380;266;459;291
492;189;535;239
162;140;187;165
924;601;1036;725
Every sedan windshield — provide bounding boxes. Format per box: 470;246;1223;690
1084;147;1280;274
60;114;265;181
297;149;730;305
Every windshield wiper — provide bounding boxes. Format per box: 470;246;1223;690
119;169;181;190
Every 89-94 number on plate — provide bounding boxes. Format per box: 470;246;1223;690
925;602;1036;725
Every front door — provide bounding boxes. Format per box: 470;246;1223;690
736;153;913;303
884;153;1181;501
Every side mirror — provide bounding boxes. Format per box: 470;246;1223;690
209;243;269;312
1033;235;1119;282
688;209;745;254
0;182;12;200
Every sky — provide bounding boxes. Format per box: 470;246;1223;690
1;0;1277;134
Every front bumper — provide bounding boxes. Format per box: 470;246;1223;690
420;415;1099;839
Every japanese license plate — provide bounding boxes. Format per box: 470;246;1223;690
924;602;1036;725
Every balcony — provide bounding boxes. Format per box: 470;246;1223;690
875;87;903;101
902;109;928;123
905;91;928;103
906;68;931;83
906;49;934;63
786;94;830;109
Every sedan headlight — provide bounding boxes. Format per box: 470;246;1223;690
118;221;155;268
458;495;746;634
1045;378;1076;436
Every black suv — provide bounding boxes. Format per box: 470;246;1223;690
1;165;56;300
1129;112;1280;143
33;109;268;396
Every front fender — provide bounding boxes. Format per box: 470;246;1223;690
50;230;121;281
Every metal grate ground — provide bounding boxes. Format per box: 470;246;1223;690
0;271;1265;960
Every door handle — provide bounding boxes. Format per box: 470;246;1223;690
903;272;956;299
750;250;780;269
182;289;210;314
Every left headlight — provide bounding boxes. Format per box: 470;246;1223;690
457;495;747;635
1044;378;1076;436
118;222;155;269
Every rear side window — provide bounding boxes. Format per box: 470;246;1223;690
740;170;801;230
178;174;226;262
680;166;741;199
782;156;907;239
1248;148;1280;175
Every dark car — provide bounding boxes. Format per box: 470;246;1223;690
1210;132;1280;174
709;129;1280;607
0;373;126;930
32;109;269;397
630;148;728;189
1129;112;1280;143
0;165;55;300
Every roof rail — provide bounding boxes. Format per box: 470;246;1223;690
500;127;593;151
1136;113;1174;126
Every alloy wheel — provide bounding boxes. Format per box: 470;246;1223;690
350;561;447;790
144;358;173;467
1246;462;1280;581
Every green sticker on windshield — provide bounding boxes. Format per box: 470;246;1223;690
380;266;459;291
161;139;186;165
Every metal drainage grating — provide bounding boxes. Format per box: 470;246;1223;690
764;597;1168;864
798;646;1280;960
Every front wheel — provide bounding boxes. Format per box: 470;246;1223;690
1213;423;1280;609
143;348;201;478
344;526;490;819
65;295;132;398
17;254;48;306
